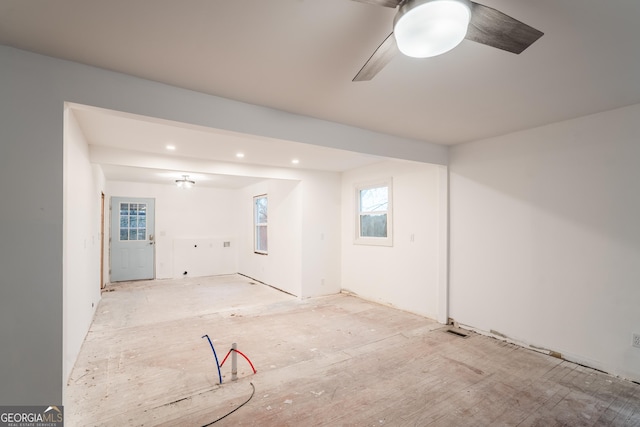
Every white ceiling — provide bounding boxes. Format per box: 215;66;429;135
71;104;385;188
3;0;640;184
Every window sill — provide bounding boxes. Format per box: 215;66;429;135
354;237;393;247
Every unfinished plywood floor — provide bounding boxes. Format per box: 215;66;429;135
65;275;640;426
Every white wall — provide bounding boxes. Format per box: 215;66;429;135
106;172;342;301
10;41;639;404
450;104;640;382
1;45;444;405
106;181;241;280
341;160;444;319
234;170;343;299
63;108;104;385
300;171;342;298
238;179;303;296
1;49;64;405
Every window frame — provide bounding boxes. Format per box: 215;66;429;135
253;194;268;255
354;179;393;247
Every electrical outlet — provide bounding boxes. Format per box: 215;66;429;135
633;333;640;349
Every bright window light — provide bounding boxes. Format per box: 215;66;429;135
354;179;393;246
254;195;268;254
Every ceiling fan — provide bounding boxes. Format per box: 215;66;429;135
352;0;543;81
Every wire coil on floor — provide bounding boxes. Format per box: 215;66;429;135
201;382;255;426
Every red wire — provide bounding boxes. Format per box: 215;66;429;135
233;349;257;374
219;349;233;368
219;348;256;374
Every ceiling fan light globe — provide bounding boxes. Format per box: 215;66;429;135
394;0;471;58
176;174;195;189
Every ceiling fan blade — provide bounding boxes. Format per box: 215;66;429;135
350;0;402;8
353;32;399;81
466;2;543;54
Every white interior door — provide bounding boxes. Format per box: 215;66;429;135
110;197;155;282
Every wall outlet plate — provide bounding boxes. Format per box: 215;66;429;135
633;333;640;349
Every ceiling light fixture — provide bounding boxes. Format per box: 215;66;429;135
393;0;471;58
291;159;300;165
166;145;176;151
175;174;195;189
236;152;245;158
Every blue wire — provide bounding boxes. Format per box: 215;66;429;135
202;334;223;384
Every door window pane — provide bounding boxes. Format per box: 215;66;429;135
119;202;147;241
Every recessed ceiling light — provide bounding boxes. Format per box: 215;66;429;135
166;145;176;151
236;152;245;158
291;159;300;165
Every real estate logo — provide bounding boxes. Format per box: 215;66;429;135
0;405;63;427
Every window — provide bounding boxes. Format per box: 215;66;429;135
355;180;392;246
254;195;268;254
119;202;147;241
